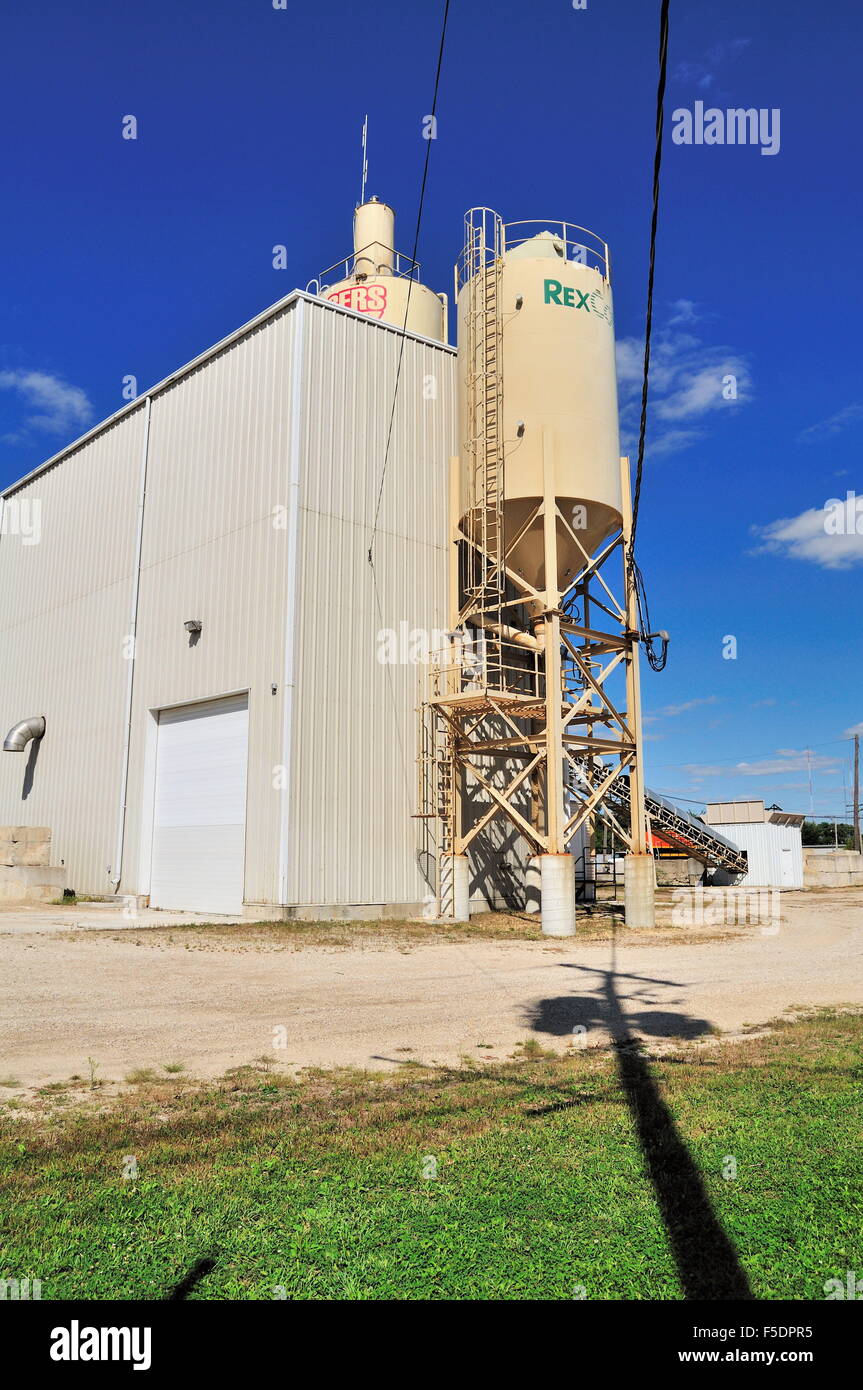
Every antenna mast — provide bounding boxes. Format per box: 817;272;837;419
360;114;368;205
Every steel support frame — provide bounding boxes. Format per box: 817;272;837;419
422;451;650;895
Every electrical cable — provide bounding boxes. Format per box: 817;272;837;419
627;0;670;672
367;0;452;566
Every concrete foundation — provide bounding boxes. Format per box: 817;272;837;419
624;853;656;929
0;826;53;868
240;900;429;922
0;864;67;904
0;827;66;903
803;848;863;889
540;853;576;937
434;854;470;921
655;855;704;887
451;854;471;920
524;855;541;913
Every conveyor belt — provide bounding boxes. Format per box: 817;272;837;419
570;757;749;877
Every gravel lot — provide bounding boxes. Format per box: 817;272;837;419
1;888;860;1089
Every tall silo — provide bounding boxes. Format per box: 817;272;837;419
420;208;655;935
314;196;448;342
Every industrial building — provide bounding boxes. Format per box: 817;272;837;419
1;196;749;930
703;801;805;889
0;202;457;917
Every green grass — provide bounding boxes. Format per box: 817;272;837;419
124;1069;160;1086
0;1012;859;1300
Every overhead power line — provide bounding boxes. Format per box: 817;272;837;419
628;0;671;673
368;0;452;566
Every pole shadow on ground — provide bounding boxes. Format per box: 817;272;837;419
524;942;754;1300
166;1256;217;1301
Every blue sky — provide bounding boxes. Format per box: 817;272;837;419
1;0;860;817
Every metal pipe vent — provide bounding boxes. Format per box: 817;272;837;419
3;716;46;752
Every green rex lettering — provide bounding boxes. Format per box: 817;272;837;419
544;279;590;308
543;278;612;324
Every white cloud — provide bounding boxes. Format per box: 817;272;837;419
674;61;715;89
648;427;704;457
0;369;93;441
753;505;863;570
673;38;750;90
655;361;748;421
615;338;646;389
707;38;752;63
668;298;702;326
844;722;863;738
616;326;751;457
797;403;863;443
642;689;717;722
684;750;841;779
648;696;719;720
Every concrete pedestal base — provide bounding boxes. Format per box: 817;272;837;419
525;855;542;913
439;853;470;921
540;853;576;937
624;853;656;929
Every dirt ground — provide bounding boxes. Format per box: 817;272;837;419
1;888;860;1092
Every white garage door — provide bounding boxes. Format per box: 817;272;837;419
149;694;249;914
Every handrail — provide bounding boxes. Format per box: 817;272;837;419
313;243;423;293
426;632;544;700
456;210;611;288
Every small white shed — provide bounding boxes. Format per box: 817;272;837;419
703;801;805;888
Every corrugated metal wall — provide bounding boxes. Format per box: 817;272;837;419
0;412;144;889
710;821;804;888
288;302;456;907
0;293;456;909
122;305;300;905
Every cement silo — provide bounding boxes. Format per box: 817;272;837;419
316;196;447;343
420;208;654;936
457;218;622;596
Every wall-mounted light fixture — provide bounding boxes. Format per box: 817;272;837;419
184;619;203;634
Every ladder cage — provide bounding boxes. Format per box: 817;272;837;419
460;209;506;655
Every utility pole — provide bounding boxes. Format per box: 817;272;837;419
854;734;861;855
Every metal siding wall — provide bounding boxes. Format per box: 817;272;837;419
0;296;454;909
711;822;804;888
123;307;299;904
289;306;456;906
0;413;144;890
